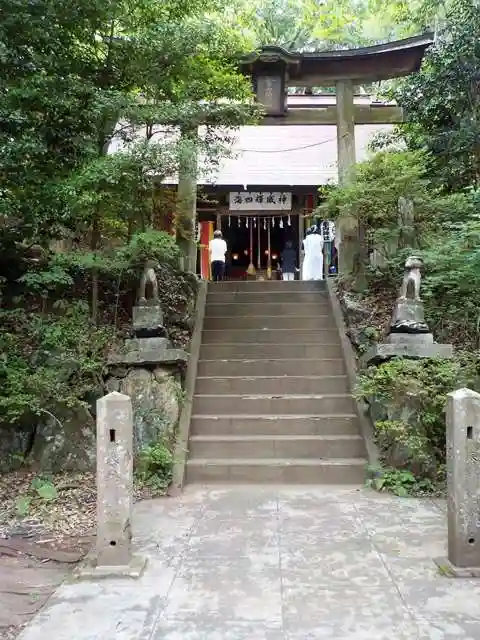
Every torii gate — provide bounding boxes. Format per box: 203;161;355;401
237;33;434;276
176;33;433;275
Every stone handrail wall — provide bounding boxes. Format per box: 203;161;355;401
171;279;208;493
326;278;380;467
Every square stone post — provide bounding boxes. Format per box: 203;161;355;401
435;388;480;577
335;80;358;278
76;391;146;579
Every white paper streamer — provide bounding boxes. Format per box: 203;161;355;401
246;217;249;228
228;215;231;227
279;217;284;229
263;218;266;230
237;216;240;227
287;214;291;226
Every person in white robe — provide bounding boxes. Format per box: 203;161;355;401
301;226;324;281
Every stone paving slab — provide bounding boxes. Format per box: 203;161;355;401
16;486;480;640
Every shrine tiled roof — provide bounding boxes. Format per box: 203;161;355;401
108;117;394;187
202;124;392;187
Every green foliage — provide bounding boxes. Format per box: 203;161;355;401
0;302;113;424
135;441;174;492
357;356;480;482
16;230;181;299
31;476;58;501
221;0;430;54
0;0;256;253
417;190;480;347
366;464;436;497
319;150;434;230
114;230;181;270
394;0;480;191
14;476;58;517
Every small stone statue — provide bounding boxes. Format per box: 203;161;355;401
389;255;428;334
137;259;159;305
398;256;423;302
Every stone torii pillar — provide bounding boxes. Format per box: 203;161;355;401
177;127;198;274
335;79;358;278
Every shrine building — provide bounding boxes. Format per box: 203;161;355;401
182;34;433;280
187;106;392;280
109;34;433;280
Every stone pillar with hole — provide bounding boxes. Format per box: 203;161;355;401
75;391;147;579
434;388;480;577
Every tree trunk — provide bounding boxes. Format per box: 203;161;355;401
90;211;100;325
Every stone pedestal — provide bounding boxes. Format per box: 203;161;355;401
434;389;480;577
110;337;188;368
390;299;429;334
363;297;453;366
75;392;147;580
363;333;453;366
133;304;166;338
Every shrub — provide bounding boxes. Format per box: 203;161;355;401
356;355;480;481
135;441;174;492
0;301;113;425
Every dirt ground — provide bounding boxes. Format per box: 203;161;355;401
0;469;164;639
0;536;93;640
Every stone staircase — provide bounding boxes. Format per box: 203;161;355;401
185;280;367;484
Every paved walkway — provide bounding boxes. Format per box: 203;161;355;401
17;486;480;640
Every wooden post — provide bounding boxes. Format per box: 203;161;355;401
247;218;255;276
267;219;272;279
257;217;261;270
298;213;304;278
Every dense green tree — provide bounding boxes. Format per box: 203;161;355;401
393;0;480;191
0;0;254;250
220;0;434;54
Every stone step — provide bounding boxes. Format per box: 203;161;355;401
209;280;327;292
195;375;349;395
202;329;341;344
197;358;346;377
185;458;366;484
203;315;336;330
190;414;360;436
192;394;356;415
199;343;344;360
205;302;331;317
207;291;329;304
188;435;365;459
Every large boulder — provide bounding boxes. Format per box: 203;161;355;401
29;405;96;472
0;424;32;472
108;367;182;453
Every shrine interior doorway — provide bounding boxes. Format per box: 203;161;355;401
222;213;299;280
